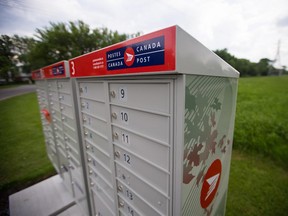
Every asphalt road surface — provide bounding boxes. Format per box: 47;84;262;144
0;85;36;101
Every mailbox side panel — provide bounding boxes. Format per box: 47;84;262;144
181;75;238;215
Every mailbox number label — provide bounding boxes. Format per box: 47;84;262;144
123;153;131;165
127;205;134;216
119;87;127;101
120;111;129;123
126;189;133;201
122;132;130;144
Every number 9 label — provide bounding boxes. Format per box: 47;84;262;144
119;87;127;102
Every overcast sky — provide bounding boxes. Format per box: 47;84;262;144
1;0;287;68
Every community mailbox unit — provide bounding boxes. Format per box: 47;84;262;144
68;25;239;216
32;62;89;215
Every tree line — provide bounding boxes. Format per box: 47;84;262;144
214;48;287;76
0;20;286;82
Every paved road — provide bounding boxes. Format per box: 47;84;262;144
0;85;36;101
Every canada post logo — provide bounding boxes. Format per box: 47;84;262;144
52;64;65;76
106;36;165;70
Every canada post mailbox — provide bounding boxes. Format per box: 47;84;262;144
69;25;239;216
32;61;89;215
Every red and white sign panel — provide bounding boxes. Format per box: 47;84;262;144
200;159;222;209
69;26;176;77
42;61;68;79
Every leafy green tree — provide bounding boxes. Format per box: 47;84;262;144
0;35;17;81
28;20;134;69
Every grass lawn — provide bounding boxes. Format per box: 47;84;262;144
0;76;288;215
234;76;288;169
0;93;56;214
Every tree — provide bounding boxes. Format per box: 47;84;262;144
28;20;133;69
0;35;17;81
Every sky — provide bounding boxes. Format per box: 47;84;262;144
0;0;288;68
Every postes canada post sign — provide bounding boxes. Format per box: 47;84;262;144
69;27;176;77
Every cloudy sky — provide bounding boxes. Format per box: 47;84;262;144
1;0;288;68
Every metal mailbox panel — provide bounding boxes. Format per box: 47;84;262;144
80;98;106;120
48;91;59;102
86;141;110;169
110;105;170;144
61;114;75;129
87;153;113;185
60;104;73;119
114;145;169;193
79;82;105;101
117;196;141;216
117;181;167;216
92;190;116;216
57;80;71;93
83;127;110;155
112;125;170;170
109;83;170;114
82;114;108;138
89;172;114;202
59;92;72;106
115;164;169;211
63;123;77;141
47;80;58;89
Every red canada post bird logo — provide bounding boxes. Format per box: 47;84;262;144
124;47;135;66
200;159;222;209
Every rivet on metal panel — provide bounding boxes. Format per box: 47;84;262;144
59;96;63;100
114;151;120;158
52;110;55;114
67;155;71;159
61;165;64;169
60;106;64;110
113;132;119;140
64;136;68;141
89;170;93;175
111;112;117;119
61;117;65;121
90;182;94;187
53;119;56;123
86;145;90;149
117;185;123;192
81;102;85;107
119;201;124;208
87;158;92;162
55;135;58;139
54;127;57;131
66;146;70;150
158;201;162;206
71;181;74;185
83;117;87;122
50;102;53;105
84;131;88;136
110;91;116;98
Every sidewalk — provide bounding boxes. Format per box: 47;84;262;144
9;175;82;216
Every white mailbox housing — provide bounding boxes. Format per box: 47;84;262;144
68;25;239;216
32;62;89;215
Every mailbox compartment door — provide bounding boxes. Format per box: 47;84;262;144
77;78;174;216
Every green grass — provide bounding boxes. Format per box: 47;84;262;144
226;150;288;216
0;93;55;192
234;76;288;169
